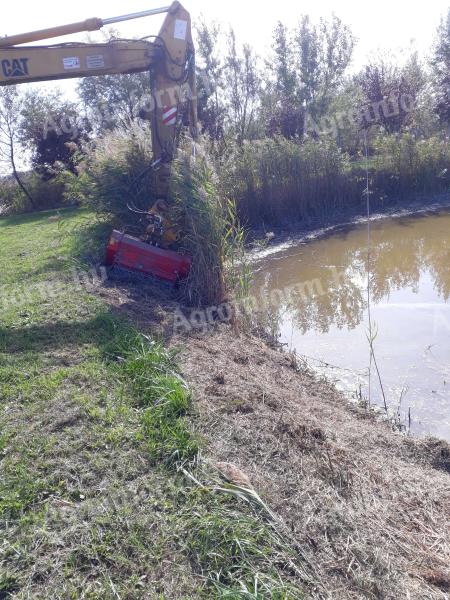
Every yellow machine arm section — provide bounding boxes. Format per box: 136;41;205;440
0;41;160;83
0;2;198;216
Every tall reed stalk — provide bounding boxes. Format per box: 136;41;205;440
170;143;250;307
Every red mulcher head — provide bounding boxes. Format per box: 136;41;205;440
105;230;192;283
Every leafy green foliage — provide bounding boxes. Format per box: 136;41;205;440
262;15;355;138
431;8;450;124
78;71;150;131
20;89;90;178
0;171;71;214
355;53;426;134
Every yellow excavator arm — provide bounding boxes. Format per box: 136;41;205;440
0;2;198;228
0;40;160;83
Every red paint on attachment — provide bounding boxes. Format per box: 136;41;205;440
105;230;191;283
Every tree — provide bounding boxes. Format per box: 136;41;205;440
20;89;90;179
195;19;226;145
431;9;450;126
75;28;151;131
224;29;261;144
0;88;35;208
78;72;150;131
325;80;365;154
262;22;304;138
273;22;297;101
297;15;355;123
356;53;425;134
265;15;355;139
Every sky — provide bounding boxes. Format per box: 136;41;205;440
2;0;450;99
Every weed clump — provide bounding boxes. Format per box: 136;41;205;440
67;131;248;307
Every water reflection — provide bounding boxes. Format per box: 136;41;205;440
252;211;450;440
254;213;450;335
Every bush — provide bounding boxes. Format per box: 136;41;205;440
0;172;69;215
371;133;450;197
0;177;18;215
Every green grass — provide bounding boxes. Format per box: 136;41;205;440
0;208;307;598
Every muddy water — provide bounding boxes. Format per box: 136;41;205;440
252;211;450;441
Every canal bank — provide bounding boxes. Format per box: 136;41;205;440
101;275;450;600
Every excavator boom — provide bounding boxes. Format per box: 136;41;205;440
0;1;197;195
0;41;159;84
0;2;198;283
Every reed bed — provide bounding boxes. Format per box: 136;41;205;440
220;134;450;227
220;137;359;226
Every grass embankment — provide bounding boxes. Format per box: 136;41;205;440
0;209;309;598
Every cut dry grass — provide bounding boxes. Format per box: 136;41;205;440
177;327;450;600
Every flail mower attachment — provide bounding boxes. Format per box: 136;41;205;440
105;230;192;284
